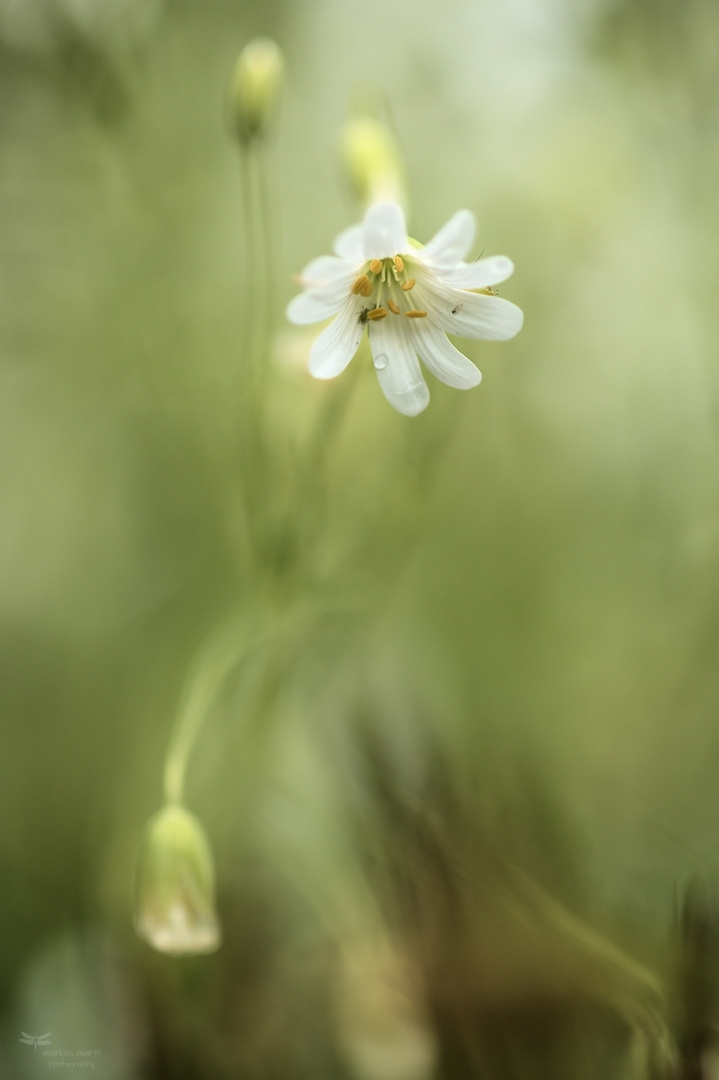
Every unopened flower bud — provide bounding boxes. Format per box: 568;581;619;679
228;37;284;145
134;805;221;956
340;116;407;210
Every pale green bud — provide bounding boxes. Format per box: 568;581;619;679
340;116;407;210
134;805;221;956
228;37;284;145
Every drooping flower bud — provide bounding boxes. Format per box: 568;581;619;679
340;116;407;210
228;37;284;145
134;805;221;956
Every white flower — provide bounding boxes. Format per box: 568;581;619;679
287;201;523;416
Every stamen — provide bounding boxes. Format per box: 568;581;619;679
478;286;498;296
360;278;374;297
401;278;416;292
404;309;427;318
387;299;400;314
352;274;371;295
394;255;404;273
366;307;388;320
370;259;383;275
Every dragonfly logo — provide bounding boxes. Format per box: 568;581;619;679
19;1032;52;1050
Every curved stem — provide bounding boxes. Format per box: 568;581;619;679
163;613;251;805
161;596;326;807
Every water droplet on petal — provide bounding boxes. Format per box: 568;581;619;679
373;353;388;371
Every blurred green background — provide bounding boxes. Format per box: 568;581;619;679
2;0;719;1077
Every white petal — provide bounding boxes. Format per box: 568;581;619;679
333;224;365;262
300;255;354;287
287;291;344;325
422;209;475;265
411;323;481;389
288;256;356;322
300;256;357;306
440;255;515;290
415;276;524;341
308;301;365;379
368;317;429;416
362;201;408;260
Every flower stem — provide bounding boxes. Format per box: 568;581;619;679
161;598;319;807
297;357;364;565
255;138;281;405
235;140;280;573
163;613;251;806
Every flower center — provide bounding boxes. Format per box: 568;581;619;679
351;256;427;322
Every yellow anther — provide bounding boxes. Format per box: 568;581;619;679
394;255;404;273
367;307;388;320
361;278;373;297
404;309;427;318
387;299;400;315
370;259;383;275
352;274;370;295
477;286;498;296
401;278;416;292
